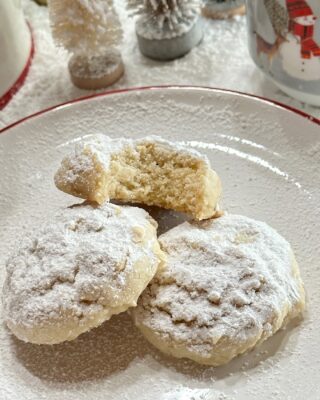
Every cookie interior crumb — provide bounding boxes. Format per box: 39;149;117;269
55;136;222;220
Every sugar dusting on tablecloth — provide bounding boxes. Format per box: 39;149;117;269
0;0;318;129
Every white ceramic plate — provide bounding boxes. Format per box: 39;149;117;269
0;87;319;400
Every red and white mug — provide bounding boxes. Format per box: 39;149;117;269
246;0;320;106
0;0;34;109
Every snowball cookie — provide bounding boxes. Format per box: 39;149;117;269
132;214;305;366
54;135;222;220
2;203;165;345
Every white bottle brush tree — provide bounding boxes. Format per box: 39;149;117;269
128;0;203;61
48;0;124;89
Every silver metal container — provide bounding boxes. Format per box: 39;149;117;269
136;16;203;61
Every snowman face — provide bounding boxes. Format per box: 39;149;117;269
294;15;316;26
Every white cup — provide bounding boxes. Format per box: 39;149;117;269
0;0;33;108
246;0;320;106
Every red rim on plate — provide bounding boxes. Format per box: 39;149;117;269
0;86;319;134
0;23;35;111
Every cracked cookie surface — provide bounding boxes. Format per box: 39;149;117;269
132;214;305;366
2;203;165;344
54;134;222;220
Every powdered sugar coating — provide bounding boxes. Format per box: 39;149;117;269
133;214;305;365
55;134;210;195
68;134;209;168
56;134;127;189
2;202;163;344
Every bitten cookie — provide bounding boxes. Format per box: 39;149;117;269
2;203;165;345
132;214;305;366
54;135;222;220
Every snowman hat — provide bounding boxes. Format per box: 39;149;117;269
286;0;314;19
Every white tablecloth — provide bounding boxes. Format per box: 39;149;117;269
0;0;319;129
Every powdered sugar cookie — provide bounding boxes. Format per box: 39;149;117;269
132;214;305;366
2;203;165;345
54;135;222;220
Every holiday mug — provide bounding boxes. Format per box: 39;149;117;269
246;0;320;106
0;0;33;109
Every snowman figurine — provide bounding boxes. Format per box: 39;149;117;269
280;0;320;80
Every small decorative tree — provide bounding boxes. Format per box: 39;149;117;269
48;0;124;89
128;0;203;61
